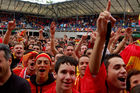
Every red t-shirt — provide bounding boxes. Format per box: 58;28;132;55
80;63;107;93
45;86;79;93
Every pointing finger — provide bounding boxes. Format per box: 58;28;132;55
106;0;111;12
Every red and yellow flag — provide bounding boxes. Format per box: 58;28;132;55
139;14;140;25
127;56;140;72
120;44;140;72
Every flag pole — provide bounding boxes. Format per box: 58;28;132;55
101;22;112;64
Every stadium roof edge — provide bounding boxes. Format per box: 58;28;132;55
0;0;139;18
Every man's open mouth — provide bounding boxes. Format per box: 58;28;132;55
17;52;21;54
118;77;126;82
30;63;35;66
39;69;45;72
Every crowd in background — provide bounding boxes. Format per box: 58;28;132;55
0;1;140;93
0;12;139;31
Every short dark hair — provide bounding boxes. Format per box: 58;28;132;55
68;41;75;46
56;45;62;50
104;54;122;72
55;56;78;74
80;54;89;58
0;44;11;61
64;44;74;50
126;69;140;91
58;41;65;45
67;43;74;47
33;44;41;50
84;48;92;55
24;49;34;55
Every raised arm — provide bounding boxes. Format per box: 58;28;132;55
89;0;116;75
108;31;115;50
75;31;88;58
110;27;132;54
50;22;59;56
109;28;122;54
127;27;133;44
23;30;29;49
3;19;16;44
89;31;96;43
39;29;44;40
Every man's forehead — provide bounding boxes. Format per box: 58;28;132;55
0;50;5;55
14;44;23;47
131;74;140;81
108;57;125;65
67;46;74;49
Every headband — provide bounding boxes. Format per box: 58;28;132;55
36;53;52;64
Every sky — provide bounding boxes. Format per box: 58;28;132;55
21;0;72;4
51;0;71;3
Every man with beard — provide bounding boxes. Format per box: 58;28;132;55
28;52;55;93
45;56;79;93
0;44;31;93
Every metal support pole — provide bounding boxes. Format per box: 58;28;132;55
14;0;16;19
123;0;126;25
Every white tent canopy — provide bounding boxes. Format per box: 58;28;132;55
21;0;72;5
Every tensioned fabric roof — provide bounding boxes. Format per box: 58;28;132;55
0;0;140;18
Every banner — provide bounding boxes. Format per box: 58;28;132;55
139;14;140;25
120;44;140;71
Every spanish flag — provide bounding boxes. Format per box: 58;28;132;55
139;14;140;25
120;44;140;72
